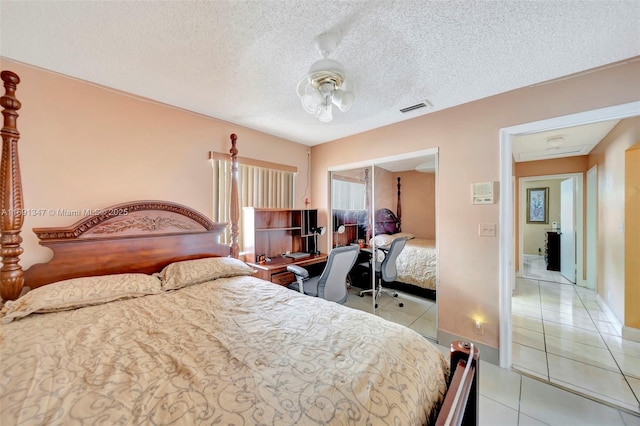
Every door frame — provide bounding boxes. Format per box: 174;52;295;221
586;165;598;290
559;177;577;283
518;173;584;285
498;101;640;368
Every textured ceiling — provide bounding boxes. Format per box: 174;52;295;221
1;1;639;146
512;120;621;162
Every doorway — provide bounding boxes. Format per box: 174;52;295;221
518;173;583;286
499;102;640;415
499;101;640;369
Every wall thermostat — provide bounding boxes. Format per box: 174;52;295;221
472;182;495;205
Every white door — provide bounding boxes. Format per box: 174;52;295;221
560;178;576;283
586;167;597;289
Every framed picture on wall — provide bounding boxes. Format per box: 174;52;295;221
527;187;549;224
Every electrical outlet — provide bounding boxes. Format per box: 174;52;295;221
474;320;484;335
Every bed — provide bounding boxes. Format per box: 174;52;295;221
0;70;477;425
371;177;437;298
373;208;437;297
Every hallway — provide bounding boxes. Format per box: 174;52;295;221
512;254;640;414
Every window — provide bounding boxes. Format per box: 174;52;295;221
212;154;295;251
332;177;365;210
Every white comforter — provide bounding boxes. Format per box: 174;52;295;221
1;275;448;425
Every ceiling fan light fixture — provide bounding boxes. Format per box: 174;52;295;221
297;32;354;123
332;89;354;112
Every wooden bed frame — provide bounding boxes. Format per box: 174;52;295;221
0;70;477;425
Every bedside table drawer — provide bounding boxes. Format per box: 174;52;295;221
271;271;294;286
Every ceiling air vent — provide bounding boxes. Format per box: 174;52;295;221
399;100;432;114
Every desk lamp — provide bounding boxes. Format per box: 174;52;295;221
311;226;326;255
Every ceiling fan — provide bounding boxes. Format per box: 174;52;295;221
296;31;355;123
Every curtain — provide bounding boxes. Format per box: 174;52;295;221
213;159;295;251
332;178;366;210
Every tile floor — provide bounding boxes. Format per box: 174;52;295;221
344;284;438;338
343;270;640;424
513;254;640;415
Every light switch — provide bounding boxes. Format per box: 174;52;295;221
479;223;496;237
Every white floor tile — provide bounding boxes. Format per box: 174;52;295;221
519;376;629;426
542;321;606;349
542;310;598;331
513;343;548;380
626;376;640;406
547;354;639;411
619;410;640;426
479;360;522;410
384;294;431;316
587;309;615;322
374;305;417;326
595;320;622;336
545;335;620;372
602;334;640;358
479;395;519;426
513;303;544;319
515;276;541;288
518;413;551;426
583;300;606;311
515;259;639;415
611;351;640;380
513;326;546;351
513;296;542;310
512;313;544;333
407;314;436;337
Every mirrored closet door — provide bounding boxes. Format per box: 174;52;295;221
330;151;438;340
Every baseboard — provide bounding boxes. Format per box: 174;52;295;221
437;329;500;366
595;293;624;329
622;326;640;344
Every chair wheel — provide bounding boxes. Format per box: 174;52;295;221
393;293;398;298
359;293;364;297
399;303;404;307
374;304;378;308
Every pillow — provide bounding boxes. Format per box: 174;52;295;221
157;257;256;291
369;232;415;247
1;273;162;323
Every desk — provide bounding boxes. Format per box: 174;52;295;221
351;245;392;288
247;253;328;286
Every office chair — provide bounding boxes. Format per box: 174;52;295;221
359;236;408;308
287;245;359;304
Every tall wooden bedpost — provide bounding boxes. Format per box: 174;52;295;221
0;71;24;301
396;177;402;231
229;133;239;259
364;168;371;242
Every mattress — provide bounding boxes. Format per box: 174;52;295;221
396;238;437;290
1;275;448;425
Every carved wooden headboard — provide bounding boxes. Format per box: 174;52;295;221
23;201;230;290
0;71;241;300
364;170;403;235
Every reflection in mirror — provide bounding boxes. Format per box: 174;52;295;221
331;167;371;248
371;155;438;339
330;153;438;340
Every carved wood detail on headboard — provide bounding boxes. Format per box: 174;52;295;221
33;200;220;242
23;200;229;290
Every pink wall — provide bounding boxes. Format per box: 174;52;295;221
312;60;640;350
588;117;640;324
396;171;436;238
0;59;311;269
